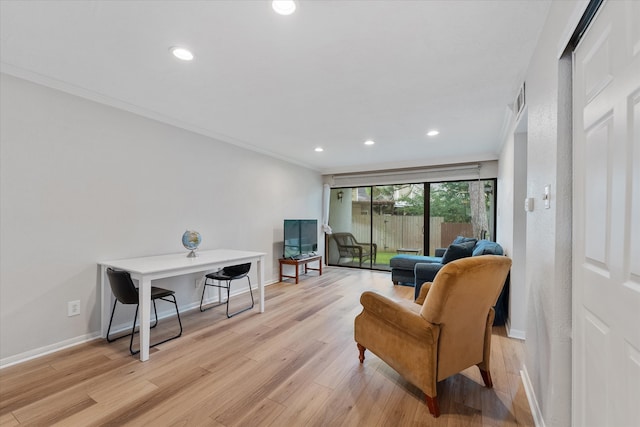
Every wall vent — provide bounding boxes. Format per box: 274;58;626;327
514;83;526;120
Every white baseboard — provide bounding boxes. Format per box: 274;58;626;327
506;318;526;340
0;332;102;369
1;280;279;369
521;366;545;427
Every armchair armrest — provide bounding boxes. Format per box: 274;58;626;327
359;291;437;343
356;242;375;250
414;282;432;305
341;244;363;255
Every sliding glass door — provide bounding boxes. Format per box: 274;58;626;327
328;184;425;271
327;179;496;269
427;180;496;255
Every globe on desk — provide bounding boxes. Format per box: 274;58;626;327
182;230;202;257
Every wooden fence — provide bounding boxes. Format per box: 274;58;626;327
341;214;474;256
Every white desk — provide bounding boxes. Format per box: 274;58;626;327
99;249;266;361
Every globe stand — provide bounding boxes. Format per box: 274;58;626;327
182;230;202;259
186;249;198;258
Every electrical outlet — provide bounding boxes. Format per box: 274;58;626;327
68;300;80;317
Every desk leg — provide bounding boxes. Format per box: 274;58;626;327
138;277;151;361
258;257;265;313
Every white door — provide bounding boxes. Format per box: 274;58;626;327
573;1;640;426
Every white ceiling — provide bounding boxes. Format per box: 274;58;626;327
0;0;551;174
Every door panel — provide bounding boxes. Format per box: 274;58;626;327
573;2;640;426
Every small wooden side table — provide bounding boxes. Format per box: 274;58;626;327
279;255;322;284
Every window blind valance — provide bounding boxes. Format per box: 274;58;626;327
326;161;497;188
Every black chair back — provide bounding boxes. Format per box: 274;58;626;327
106;268;139;305
222;263;251;278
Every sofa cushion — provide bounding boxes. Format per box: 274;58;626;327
390;254;442;269
441;241;476;264
452;236;478;246
472;240;504;256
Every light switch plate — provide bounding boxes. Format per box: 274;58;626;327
543;185;551;209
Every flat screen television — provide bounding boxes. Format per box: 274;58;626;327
283;219;318;259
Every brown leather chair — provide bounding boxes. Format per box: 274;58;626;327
354;255;512;417
332;232;377;267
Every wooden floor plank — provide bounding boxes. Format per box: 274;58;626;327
267;381;333;427
0;266;533;426
0;412;19;427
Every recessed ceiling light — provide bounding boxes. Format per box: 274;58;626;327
315;147;324;152
364;140;375;146
170;47;194;61
426;130;440;137
272;0;296;15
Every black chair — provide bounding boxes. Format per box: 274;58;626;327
106;268;183;355
200;263;253;317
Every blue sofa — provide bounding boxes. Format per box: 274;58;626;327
389;237;504;293
414;239;504;298
389;253;444;285
389;237;509;326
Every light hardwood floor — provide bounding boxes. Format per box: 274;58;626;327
0;266;533;426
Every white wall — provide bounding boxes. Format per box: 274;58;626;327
497;1;583;426
510;130;528;338
498;121;528;339
0;73;323;364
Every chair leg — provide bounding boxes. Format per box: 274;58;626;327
151;300;159;329
357;343;366;363
199;278;209;312
107;298;156;345
106;299;119;342
479;368;493;388
129;296;183;355
129;305;140;355
426;395;440;418
201;277;229;312
225;280;231;317
226;277;254;318
157;294;183;341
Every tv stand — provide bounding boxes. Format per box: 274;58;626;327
279;255;322;284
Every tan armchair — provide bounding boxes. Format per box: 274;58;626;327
332;232;377;267
354;255;512;417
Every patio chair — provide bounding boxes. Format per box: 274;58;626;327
332;232;377;267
